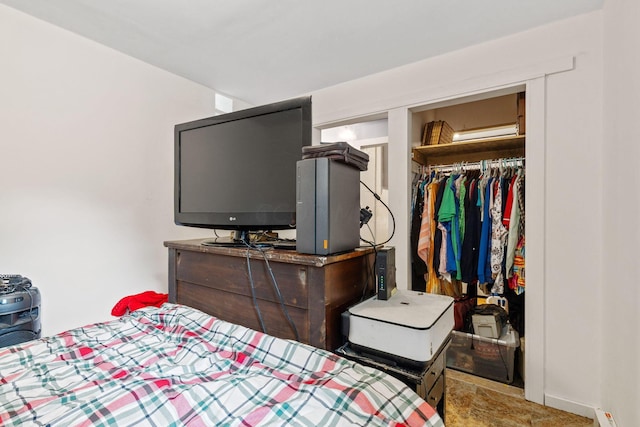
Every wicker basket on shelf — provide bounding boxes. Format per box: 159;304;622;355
422;120;455;146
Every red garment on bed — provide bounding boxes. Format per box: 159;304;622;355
111;291;168;316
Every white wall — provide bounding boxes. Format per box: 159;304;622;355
602;0;640;426
2;3;636;424
0;5;235;335
311;10;610;419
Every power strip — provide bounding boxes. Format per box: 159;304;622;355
594;409;618;427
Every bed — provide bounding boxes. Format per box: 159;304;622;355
0;303;444;426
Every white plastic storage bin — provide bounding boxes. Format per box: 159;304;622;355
446;325;519;384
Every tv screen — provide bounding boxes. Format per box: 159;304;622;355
174;96;311;243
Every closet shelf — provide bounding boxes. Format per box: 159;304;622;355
412;135;525;166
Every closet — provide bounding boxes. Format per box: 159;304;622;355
409;91;527;387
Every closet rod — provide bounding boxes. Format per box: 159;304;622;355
426;157;525;173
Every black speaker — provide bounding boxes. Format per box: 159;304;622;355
0;287;41;348
296;158;361;255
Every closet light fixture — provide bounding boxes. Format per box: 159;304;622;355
452;123;518;142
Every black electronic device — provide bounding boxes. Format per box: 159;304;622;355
376;246;396;300
359;206;373;228
0;274;32;295
0;285;41;348
174;96;312;246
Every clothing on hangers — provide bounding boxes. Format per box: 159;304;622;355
409;158;525;298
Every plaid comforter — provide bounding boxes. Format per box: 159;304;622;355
0;303;443;426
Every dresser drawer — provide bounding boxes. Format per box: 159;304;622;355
176;280;309;343
176;250;309;308
426;373;444;410
425;349;445;392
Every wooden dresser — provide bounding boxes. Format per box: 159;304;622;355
164;239;375;350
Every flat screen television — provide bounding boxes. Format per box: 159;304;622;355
174;96;311;246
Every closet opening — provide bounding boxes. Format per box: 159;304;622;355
409;87;527;389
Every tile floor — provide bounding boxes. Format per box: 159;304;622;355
445;369;594;427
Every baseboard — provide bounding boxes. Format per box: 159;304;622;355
544;393;595;419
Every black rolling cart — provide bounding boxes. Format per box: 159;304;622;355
336;338;449;420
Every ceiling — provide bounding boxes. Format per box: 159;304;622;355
1;0;603;105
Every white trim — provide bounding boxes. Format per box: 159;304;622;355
545;394;596;420
314;55;574;127
387;107;412;281
524;76;546;405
